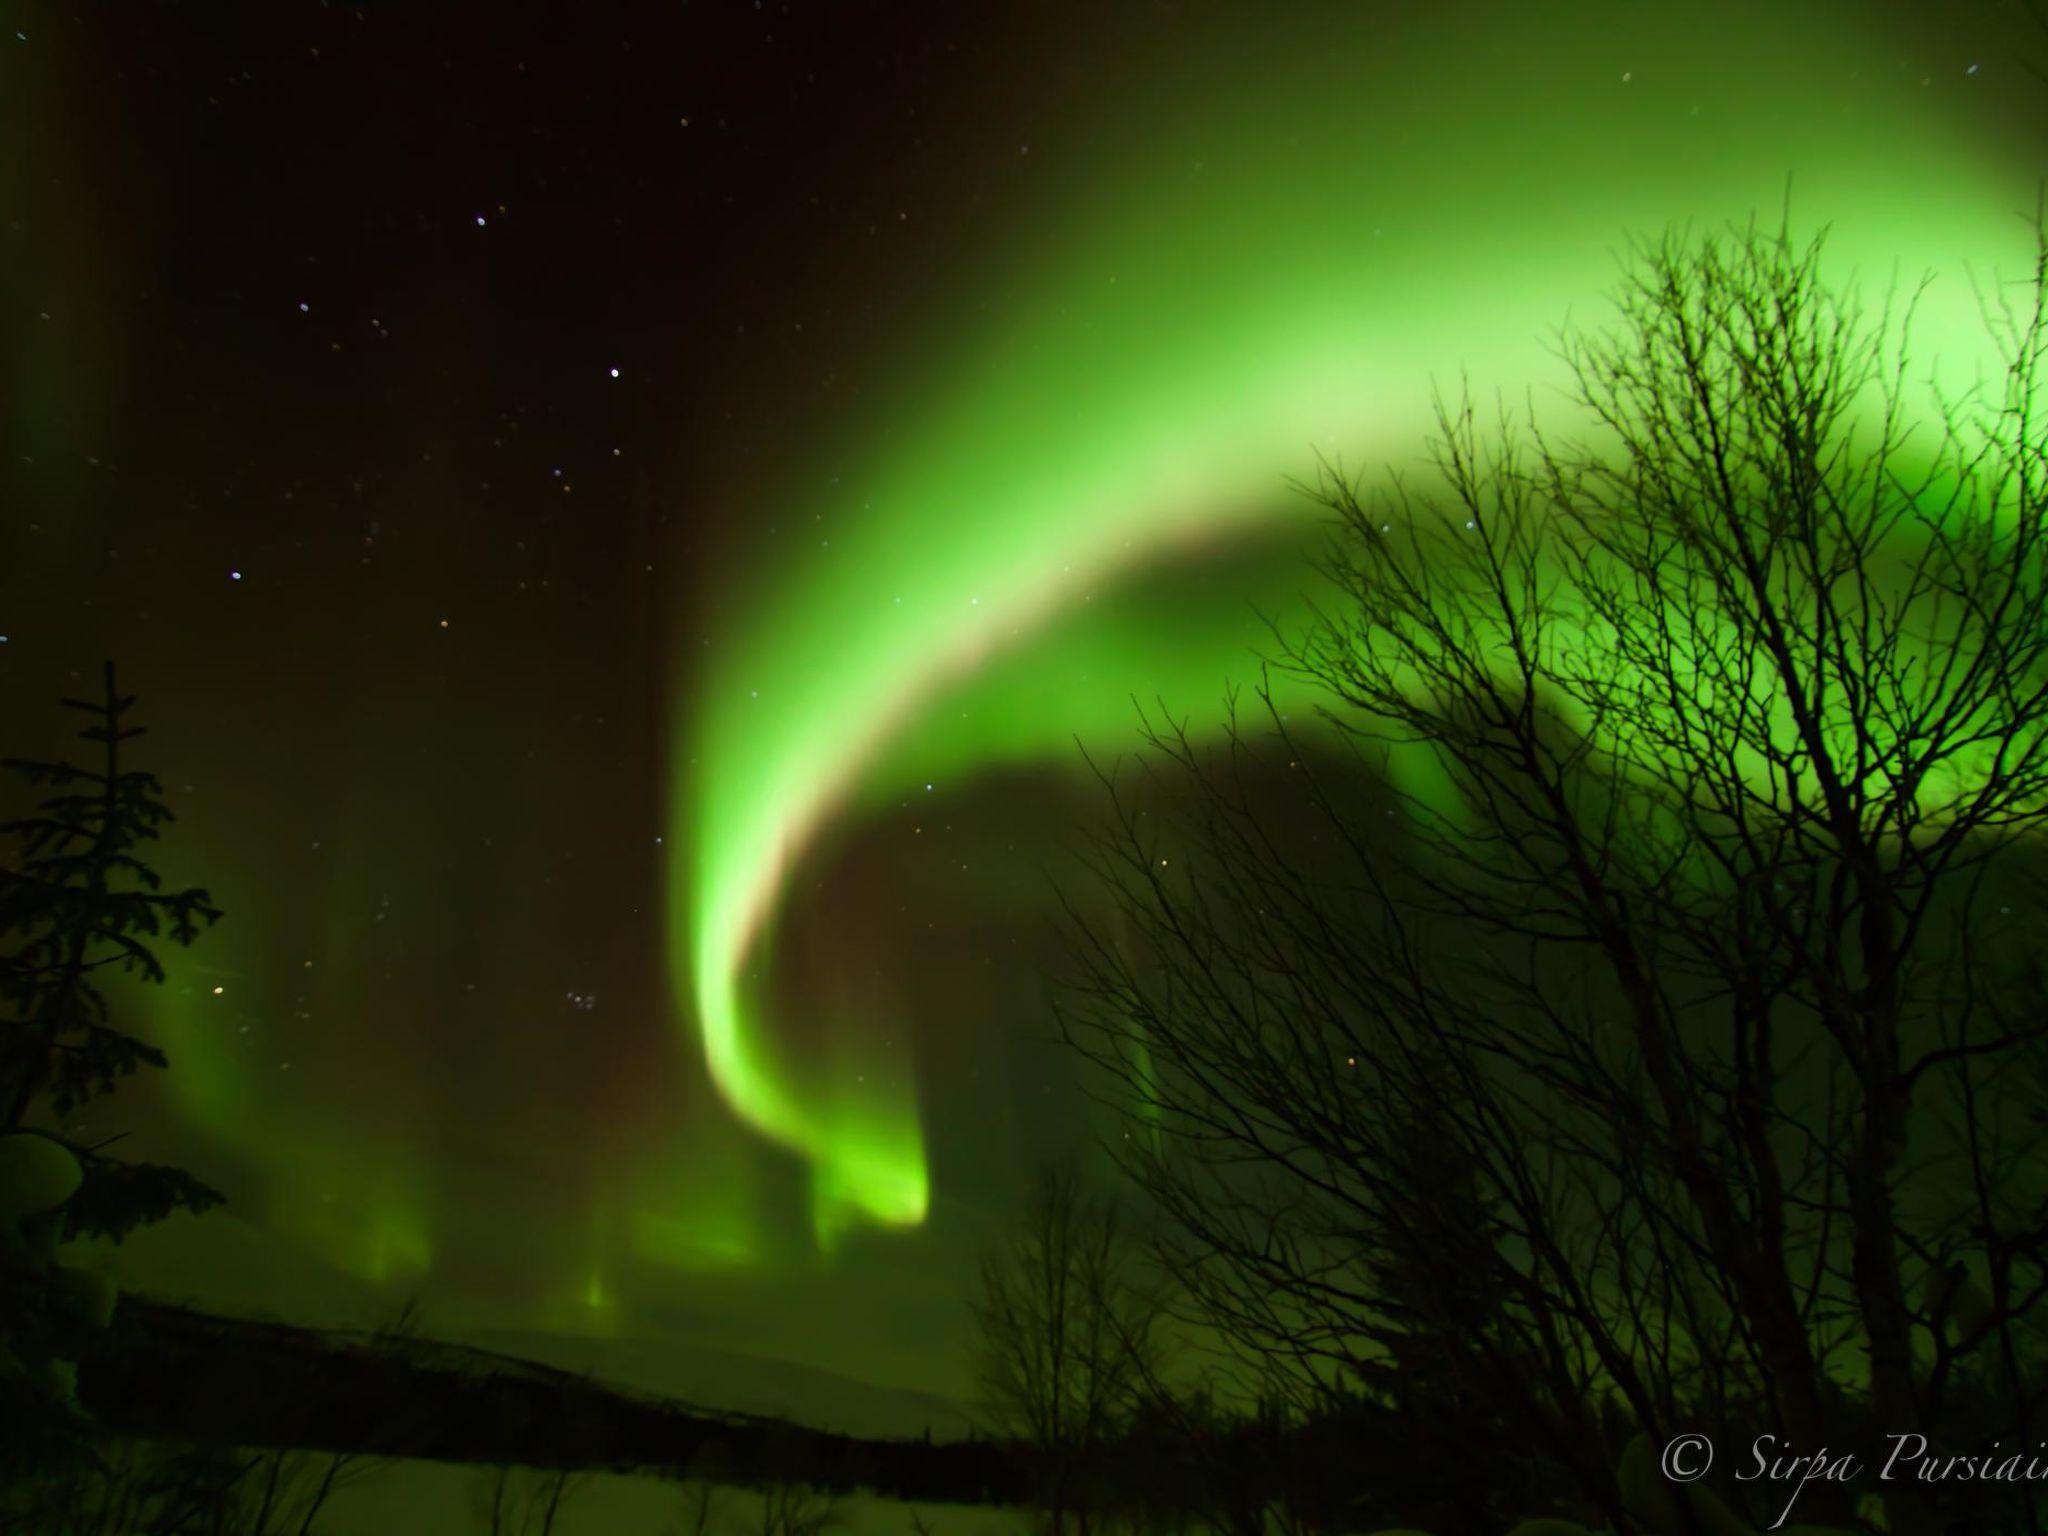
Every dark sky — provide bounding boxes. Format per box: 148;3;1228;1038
3;0;2042;1409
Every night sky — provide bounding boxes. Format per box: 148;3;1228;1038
3;0;2043;1409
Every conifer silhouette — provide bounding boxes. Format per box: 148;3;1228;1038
1;662;224;1237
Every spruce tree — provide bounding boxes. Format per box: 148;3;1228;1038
0;662;224;1238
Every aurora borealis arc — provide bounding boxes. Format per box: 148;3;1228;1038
8;1;2048;1430
675;0;2047;1240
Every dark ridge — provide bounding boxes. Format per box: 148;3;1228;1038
75;1294;1030;1505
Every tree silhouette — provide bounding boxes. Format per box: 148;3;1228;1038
1061;221;2048;1536
1;662;224;1238
971;1160;1163;1536
0;664;229;1509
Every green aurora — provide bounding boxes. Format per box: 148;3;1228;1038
48;2;2036;1311
672;0;2047;1244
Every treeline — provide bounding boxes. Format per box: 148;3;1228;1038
68;1293;1027;1504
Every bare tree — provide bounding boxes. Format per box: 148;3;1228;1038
751;1477;843;1536
667;1478;724;1536
1;1439;371;1535
1060;220;2048;1536
972;1160;1163;1536
475;1463;586;1536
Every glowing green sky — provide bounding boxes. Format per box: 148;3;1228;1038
11;3;2042;1395
672;0;2046;1240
